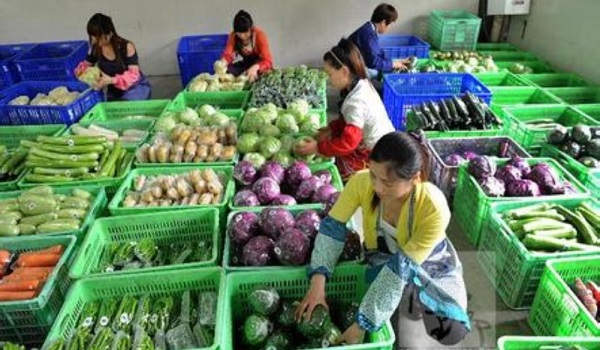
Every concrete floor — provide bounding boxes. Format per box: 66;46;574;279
147;74;532;349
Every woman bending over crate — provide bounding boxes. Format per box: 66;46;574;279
296;131;470;348
217;10;273;82
75;13;151;101
293;39;394;181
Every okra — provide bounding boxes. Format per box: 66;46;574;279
150;296;174;335
77;300;100;330
132;326;154;350
113;242;136;266
110;331;131;350
95;298;119;334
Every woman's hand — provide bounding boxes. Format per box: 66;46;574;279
295;274;328;322
315;127;331;142
393;58;411;71
341;323;366;344
293;137;318;157
93;72;113;90
245;64;260;82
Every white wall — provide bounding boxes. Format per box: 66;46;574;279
507;0;600;84
0;0;478;76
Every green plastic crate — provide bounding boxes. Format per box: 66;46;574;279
229;162;344;211
478;51;538;62
69;207;220;280
474;72;532;89
0;186;106;241
503;105;597;150
574;104;600;123
476;43;520;51
497;336;600;349
529;255;600;336
490;87;564;107
78;99;170;124
108;165;234;217
43;267;225;350
477;198;598;310
169;91;250;111
0;235;76;346
546;87;600;105
427;10;481;51
0;124;66;192
496;61;557;74
63;118;154;148
519;73;592;88
453;157;590;247
222;265;395;350
541;144;600;198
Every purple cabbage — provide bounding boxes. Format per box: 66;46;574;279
233;190;260;207
468;156;497;180
228;212;260;244
274;228;311;266
462;151;478;161
478;177;506;197
313;170;332;184
271;194;297;206
444;153;466;166
312;184;337;203
252;177;281;204
526;163;565;195
506;179;541;197
324;191;341;214
296;176;324;202
508;157;531;177
294;210;321;241
233;161;258;186
495;165;522;185
259;208;295;239
242;236;275;266
564;181;577;195
260;161;286;184
284;161;312;188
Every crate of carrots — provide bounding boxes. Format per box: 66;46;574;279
0;235;75;346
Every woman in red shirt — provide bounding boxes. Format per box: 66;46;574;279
219;10;273;82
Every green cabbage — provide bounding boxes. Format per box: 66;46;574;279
300;113;321;135
260;124;281;138
279;135;296;153
208;112;231;127
154;114;178;133
260;136;282;158
276;114;299;134
78;66;101;86
214;60;228;75
197;104;216;119
288;99;310;124
272;152;294;167
243;152;267;169
238;133;261;153
241;113;270;133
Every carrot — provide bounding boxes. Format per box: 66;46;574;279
20;245;64;257
0;290;37;301
0;250;12;262
7;267;54;279
15;254;61;268
2;275;48;284
0;279;42;292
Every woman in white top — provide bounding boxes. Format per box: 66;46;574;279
294;38;394;181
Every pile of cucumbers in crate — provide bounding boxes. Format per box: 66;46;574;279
501;201;600;253
0;145;28;183
44;290;218;350
21;135;133;183
0;186;96;237
408;92;502;132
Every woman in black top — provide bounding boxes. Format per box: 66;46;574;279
75;13;151;101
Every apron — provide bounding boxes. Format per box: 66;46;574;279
364;191;470;345
335;146;370;182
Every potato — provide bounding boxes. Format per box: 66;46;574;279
199;193;213;205
184;141;198;163
207;180;223;195
136;144;150;163
151;185;163;199
148;146;158;163
177;128;192;145
161;176;176;192
156;145;171;163
170;144;184;163
141;189;155;203
220;146;236;161
166;188;180;200
201;169;219;183
134;175;147;192
195;145;209;161
176;178;193;198
188;193;200;205
189;169;202;185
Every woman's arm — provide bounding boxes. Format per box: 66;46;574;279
112;42;141;91
253;28;273;72
317;123;363;157
221;33;236;64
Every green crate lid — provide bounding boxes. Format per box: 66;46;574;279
545;87;600;105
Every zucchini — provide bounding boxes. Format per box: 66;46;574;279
511;210;565;221
522;234;600;252
37;219;81;234
20;212;57;226
522;218;572;233
556;205;598;245
504;203;552;219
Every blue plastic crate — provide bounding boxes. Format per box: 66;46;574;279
14;41;88;82
0;81;103;125
177;34;229;86
383;73;491;130
379;35;430;59
0;43;35;91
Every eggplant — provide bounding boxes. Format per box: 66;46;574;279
452;96;470;125
560;141;582;159
591;127;600;139
438;99;452;127
578;156;600;168
572;125;592;144
444;99;459;125
426;101;446;131
547;125;569;145
586;138;600;158
463;93;486;128
411;105;428;129
421;102;437;129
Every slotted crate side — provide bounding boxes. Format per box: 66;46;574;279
0;43;35;90
477;198;597;309
490;87;564;106
529;256;600;336
519;73;592;88
545;87;600;105
169;90;250;111
379;35;430;59
222;265;395;350
573;104;600;123
428;10;481;51
78;99;170;124
177;34;229;86
44;267;225;350
14;41;88;82
69;207;220;279
474;72;532;89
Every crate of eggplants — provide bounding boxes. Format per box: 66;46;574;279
547;124;600;169
408;92;502;132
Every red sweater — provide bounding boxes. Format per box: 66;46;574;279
221;26;273;72
317;118;363;157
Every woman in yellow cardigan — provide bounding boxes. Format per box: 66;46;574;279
296;131;470;347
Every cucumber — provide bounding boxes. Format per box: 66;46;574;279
60;197;90;210
72;189;92;200
0;224;19;236
37;135;107;146
30;148;99;162
522;218;573;233
39;143;105;155
504;203;552;219
25;174;76;183
100;141;122;177
532;227;577;239
522;234;600;252
57;209;87;219
37;219;81;234
18;195;57;215
22;185;54;197
26;158;99;169
20;212;57;226
0;149;28;175
33;167;89;177
18;224;36;235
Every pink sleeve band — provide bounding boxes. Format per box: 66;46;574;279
74;61;92;77
113;67;141;90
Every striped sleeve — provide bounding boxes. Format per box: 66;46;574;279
308;216;347;279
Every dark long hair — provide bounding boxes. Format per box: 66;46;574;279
369;131;430;207
323;38;368;80
233;10;253;33
87;13;128;68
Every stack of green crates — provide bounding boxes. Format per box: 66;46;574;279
427;10;481;51
498;336;600;349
